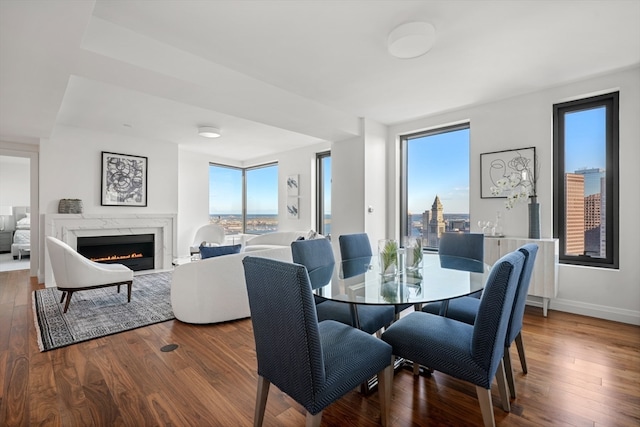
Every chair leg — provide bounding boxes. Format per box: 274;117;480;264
475;385;496;427
495;358;511;412
254;376;270;427
62;291;74;313
412;362;420;375
127;281;132;302
305;411;322;427
60;291;66;303
514;332;528;374
377;363;393;427
503;347;516;399
117;285;121;293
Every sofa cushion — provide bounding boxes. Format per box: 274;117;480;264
199;244;242;259
243;244;286;252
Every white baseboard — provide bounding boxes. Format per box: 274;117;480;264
528;297;640;325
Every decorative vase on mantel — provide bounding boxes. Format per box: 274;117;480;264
528;196;541;239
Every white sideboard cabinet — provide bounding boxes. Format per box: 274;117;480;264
484;237;558;317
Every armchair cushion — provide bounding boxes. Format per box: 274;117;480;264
199;244;242;259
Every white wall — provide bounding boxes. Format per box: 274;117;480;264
0;155;30;208
388;66;640;324
39;125;179;279
363;119;389;246
331;134;365;239
177;149;212;258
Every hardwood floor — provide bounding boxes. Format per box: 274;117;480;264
1;269;639;426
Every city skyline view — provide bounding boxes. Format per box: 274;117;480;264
563;104;608;258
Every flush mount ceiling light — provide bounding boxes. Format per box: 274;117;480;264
198;126;221;138
387;22;436;59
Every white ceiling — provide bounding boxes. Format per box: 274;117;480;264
1;0;638;162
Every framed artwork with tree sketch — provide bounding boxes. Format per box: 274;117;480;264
101;152;148;206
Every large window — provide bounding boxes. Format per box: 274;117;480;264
400;124;470;250
553;92;618;268
209;162;278;235
316;151;331;238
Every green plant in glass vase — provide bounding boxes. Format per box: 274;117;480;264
379;239;398;277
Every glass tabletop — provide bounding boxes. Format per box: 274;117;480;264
314;253;491;306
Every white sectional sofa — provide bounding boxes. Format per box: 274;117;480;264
242;230;312;252
171;230;312;324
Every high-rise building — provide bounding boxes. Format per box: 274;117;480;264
565;173;585;255
575;168;605;196
584;193;601;256
421;210;430;242
599;176;606;258
426;195;445;248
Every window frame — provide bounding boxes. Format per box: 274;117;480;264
316;151;331;237
209;161;278;235
399;122;470;246
553;92;619;268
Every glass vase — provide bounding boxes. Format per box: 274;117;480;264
403;236;423;271
378;239;399;277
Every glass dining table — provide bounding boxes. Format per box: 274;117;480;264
314;253;492;330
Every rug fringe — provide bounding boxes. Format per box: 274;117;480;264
32;290;45;352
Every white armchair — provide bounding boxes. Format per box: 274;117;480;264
45;236;134;313
190;224;226;254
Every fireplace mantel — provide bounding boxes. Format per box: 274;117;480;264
44;213;177;287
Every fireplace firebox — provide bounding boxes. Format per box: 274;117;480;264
77;234;154;271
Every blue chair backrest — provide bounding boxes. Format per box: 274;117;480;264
339;233;373;260
438;232;484;262
506;243;539;345
291;238;335;289
471;250;525;383
243;257;326;403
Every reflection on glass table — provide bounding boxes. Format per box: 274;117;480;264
315;254;491;329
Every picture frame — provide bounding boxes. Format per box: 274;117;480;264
480;147;536;198
286;174;299;196
101;151;148;206
287;198;299;219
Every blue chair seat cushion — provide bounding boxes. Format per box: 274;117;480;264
199;244;242;259
382;311;493;388
315;301;395;335
305;320;392;414
422;297;480;325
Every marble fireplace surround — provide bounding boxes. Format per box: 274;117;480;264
44;213;177;287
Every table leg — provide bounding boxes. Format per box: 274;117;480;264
438;300;450;317
349;303;361;330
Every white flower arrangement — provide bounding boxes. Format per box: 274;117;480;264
490;172;534;210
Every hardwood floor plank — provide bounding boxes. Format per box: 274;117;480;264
0;270;638;426
89;341;160;426
28;353;61;426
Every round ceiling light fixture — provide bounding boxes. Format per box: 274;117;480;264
198;126;221;138
387;22;436;59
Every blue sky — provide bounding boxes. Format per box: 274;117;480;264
565;106;606;172
209;164;278;214
407;128;470;214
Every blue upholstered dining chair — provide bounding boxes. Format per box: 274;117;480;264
381;250;525;427
339;233;412;319
422;243;539;399
242;256;393;427
291;238;395;336
338;232;373;260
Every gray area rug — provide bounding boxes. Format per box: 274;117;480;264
33;271;174;352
